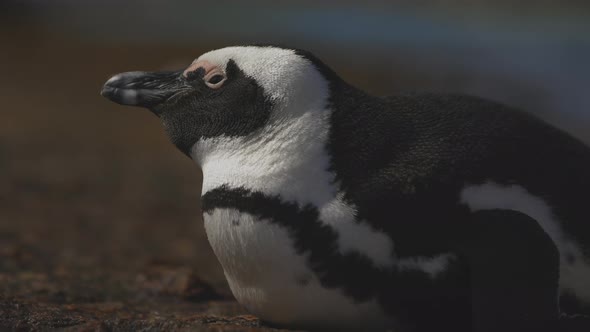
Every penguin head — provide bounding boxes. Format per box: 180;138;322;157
101;46;334;156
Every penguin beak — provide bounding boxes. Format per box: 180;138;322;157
101;70;186;110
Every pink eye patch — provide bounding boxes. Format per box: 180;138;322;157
183;60;218;78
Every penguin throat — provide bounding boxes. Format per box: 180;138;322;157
191;110;338;206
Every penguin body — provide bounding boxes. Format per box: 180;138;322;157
102;45;590;331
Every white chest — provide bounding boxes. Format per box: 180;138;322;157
203;207;395;330
193;113;398;270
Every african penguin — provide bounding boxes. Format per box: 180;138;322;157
102;45;590;331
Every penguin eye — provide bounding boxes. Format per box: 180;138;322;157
204;71;226;89
208;75;224;84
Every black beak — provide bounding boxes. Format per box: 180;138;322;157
101;70;186;109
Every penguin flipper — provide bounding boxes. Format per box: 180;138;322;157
466;209;560;332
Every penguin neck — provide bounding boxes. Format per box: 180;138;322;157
191;107;338;207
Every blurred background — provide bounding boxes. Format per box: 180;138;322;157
1;0;589;329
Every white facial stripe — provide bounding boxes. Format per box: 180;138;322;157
197;46;298;100
461;182;590;302
197;46;329;118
